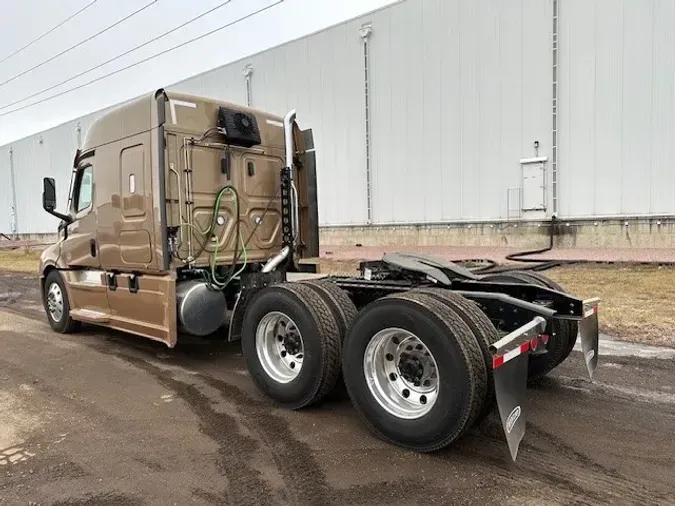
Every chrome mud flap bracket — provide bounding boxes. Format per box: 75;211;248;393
490;316;548;462
579;297;600;380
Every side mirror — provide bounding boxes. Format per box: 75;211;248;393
42;177;71;226
42;177;57;211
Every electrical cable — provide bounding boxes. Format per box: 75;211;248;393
0;0;158;90
0;0;234;112
0;0;284;118
0;0;98;67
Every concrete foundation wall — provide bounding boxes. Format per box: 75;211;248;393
319;218;675;250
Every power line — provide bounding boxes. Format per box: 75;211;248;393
0;0;158;89
0;0;98;67
0;0;234;112
0;0;284;119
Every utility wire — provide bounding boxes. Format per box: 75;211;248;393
0;0;158;89
0;0;233;112
0;0;98;67
0;0;283;118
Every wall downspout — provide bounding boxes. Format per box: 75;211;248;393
243;64;253;107
8;147;17;237
551;0;559;217
359;22;373;225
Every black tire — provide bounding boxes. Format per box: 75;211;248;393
480;271;570;380
300;279;358;397
411;288;499;425
241;283;342;409
342;291;487;452
43;270;80;333
520;271;579;367
300;279;358;340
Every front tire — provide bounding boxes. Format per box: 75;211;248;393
43;270;80;334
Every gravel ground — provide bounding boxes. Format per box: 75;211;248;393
0;272;674;505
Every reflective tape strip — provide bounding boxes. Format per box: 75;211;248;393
493;341;531;369
584;305;599;318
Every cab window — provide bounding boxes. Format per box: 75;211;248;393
74;165;93;213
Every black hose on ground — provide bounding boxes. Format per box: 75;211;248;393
476;215;675;273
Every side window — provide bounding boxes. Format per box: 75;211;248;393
74;166;93;213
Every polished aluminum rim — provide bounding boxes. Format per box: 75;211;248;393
255;311;304;383
363;328;439;419
47;282;64;322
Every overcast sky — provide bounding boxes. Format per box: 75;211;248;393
0;0;396;145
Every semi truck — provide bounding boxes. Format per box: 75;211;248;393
39;89;600;461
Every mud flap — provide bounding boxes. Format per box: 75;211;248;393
579;297;600;380
490;316;548;461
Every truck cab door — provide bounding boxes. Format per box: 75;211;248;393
59;159;111;324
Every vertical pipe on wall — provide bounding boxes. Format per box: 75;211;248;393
359;22;373;225
76;121;82;148
8;147;17;237
243;64;253;107
552;0;559;216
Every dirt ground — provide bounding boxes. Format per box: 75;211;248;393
1;268;675;505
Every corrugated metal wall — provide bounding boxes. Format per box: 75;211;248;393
0;145;12;234
368;0;552;224
558;0;675;218
1;0;673;235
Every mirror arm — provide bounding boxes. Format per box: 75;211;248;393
47;209;72;224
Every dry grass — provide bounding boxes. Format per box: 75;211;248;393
318;258;675;346
546;264;675;346
0;249;42;274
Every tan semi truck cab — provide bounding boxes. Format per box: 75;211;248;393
39;88;318;346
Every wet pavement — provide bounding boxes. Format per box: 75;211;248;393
0;272;674;505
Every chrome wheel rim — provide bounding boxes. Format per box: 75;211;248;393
255;311;304;383
47;282;64;322
363;328;439;419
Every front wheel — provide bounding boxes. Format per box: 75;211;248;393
43;270;80;333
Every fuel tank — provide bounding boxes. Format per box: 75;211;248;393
176;280;227;336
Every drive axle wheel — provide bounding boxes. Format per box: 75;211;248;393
256;311;305;383
480;271;576;381
43;270;80;334
342;292;486;452
241;283;342;409
412;288;499;425
364;328;440;419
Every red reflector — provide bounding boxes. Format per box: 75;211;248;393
493;355;504;369
519;342;530;354
530;337;538;351
540;334;550;344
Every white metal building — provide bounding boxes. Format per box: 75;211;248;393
2;0;675;237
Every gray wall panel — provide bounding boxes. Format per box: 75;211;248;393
0;145;12;234
369;0;552;224
559;0;675;217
